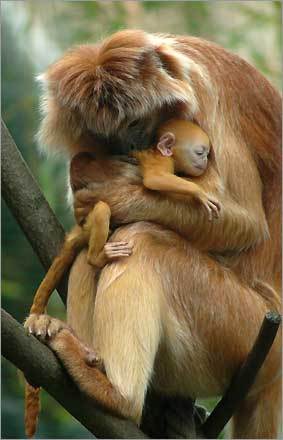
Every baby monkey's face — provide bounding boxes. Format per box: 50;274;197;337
173;140;210;177
156;120;211;177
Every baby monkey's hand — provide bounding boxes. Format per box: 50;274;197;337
104;241;133;260
87;241;133;267
195;192;221;221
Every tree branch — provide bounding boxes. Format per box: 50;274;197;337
1;119;67;302
2;308;148;439
202;311;281;438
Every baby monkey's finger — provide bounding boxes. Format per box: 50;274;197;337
110;243;133;249
209;198;221;211
104;242;133;257
108;249;133;255
107;241;133;247
106;247;132;254
106;251;132;259
204;204;213;221
207;202;220;219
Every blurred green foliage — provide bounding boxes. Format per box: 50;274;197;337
2;1;281;438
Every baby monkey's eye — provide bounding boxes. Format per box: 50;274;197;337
195;148;206;156
195;145;209;156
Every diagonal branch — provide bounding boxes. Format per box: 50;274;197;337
1;119;67;303
202;311;281;438
2;308;148;439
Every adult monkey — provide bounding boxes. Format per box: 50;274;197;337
27;30;281;438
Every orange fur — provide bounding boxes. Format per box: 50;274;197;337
25;385;40;438
26;30;281;438
135;119;221;218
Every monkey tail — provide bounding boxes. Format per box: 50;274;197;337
25;382;41;438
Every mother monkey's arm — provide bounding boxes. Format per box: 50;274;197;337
72;154;269;254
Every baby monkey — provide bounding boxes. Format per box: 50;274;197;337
135;119;220;219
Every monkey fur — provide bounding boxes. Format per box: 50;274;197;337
25;30;281;438
24;117;220;436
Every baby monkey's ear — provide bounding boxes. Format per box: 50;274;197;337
156;132;175;157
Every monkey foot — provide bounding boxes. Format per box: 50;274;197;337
24;314;71;340
24;314;104;369
44;328;128;418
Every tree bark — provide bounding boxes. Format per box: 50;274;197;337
1;119;68;303
2;308;148;439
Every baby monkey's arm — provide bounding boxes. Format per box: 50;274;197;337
84;201;133;267
28;201;132;316
136;151;221;220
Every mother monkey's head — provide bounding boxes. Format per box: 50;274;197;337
36;29;212;156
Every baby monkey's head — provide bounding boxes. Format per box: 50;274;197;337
156;119;210;177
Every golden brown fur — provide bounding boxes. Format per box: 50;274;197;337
26;30;281;438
